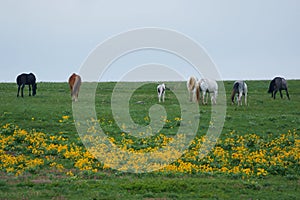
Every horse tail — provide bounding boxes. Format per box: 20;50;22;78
187;76;196;91
231;82;239;103
16;75;21;86
231;89;236;104
73;75;81;95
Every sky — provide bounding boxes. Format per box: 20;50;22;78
0;0;299;82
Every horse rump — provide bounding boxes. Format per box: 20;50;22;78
187;76;197;102
231;81;239;103
157;83;166;102
68;73;82;102
231;81;247;106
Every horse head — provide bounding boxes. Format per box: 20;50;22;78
268;79;275;93
32;83;37;96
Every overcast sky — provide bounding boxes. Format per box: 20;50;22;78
0;0;299;82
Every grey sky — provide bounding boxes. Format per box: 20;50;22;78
0;0;299;82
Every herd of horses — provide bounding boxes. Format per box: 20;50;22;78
16;72;290;105
188;76;290;105
185;76;289;105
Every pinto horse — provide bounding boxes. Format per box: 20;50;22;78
157;83;166;103
231;81;248;106
196;78;218;105
268;77;290;100
68;73;81;102
16;73;37;97
186;76;198;102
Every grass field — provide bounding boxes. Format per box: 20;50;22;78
0;80;299;199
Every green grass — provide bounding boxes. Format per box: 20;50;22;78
0;80;299;199
0;173;299;200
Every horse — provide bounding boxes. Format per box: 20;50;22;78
196;78;218;105
268;77;290;100
186;76;198;102
16;73;37;97
157;83;166;103
231;81;248;106
68;73;82;102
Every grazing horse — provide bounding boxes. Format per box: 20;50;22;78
231;81;248;106
268;77;290;100
157;83;166;103
16;73;37;97
196;78;218;105
68;73;81;102
186;76;198;102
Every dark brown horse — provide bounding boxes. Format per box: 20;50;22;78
16;73;37;97
268;77;290;100
68;73;81;102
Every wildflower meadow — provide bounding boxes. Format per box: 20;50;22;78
0;81;299;199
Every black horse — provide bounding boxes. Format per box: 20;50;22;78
16;73;37;97
268;77;290;100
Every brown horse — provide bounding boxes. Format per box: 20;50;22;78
68;73;81;102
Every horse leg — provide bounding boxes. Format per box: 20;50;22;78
162;92;165;102
17;85;21;97
279;90;283;99
245;93;247;106
273;90;277;99
75;94;78;102
206;92;209;105
211;94;215;105
240;93;243;106
202;92;206;105
21;84;25;97
286;89;290;100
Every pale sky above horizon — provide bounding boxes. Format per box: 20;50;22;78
0;0;299;82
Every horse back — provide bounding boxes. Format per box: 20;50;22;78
16;73;36;86
206;79;218;92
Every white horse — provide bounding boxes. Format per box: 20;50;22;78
231;81;247;106
196;78;218;105
186;76;198;102
157;83;166;102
